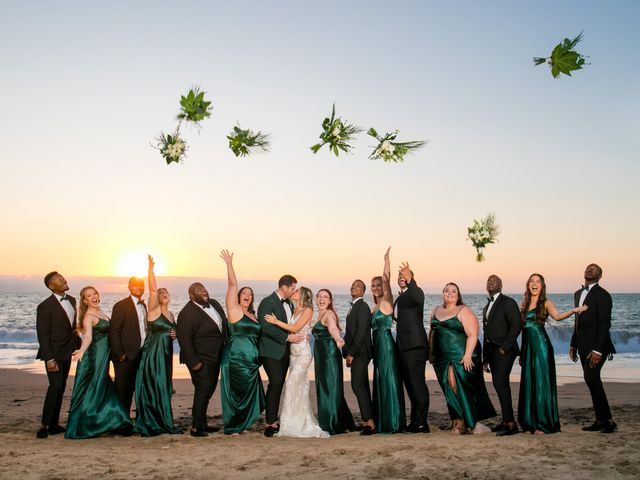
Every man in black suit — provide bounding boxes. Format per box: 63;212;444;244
35;271;79;439
110;277;146;418
177;282;228;436
570;263;617;433
394;263;430;433
257;274;301;437
481;274;521;436
343;279;375;435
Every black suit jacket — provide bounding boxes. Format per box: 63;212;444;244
36;294;79;361
110;296;146;361
570;284;615;356
257;291;291;360
176;299;228;369
482;293;521;362
394;279;428;352
343;298;372;359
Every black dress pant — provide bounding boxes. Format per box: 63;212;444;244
261;355;290;425
487;346;517;424
399;347;429;427
580;353;612;421
113;354;141;415
350;354;373;422
41;358;71;426
189;360;221;430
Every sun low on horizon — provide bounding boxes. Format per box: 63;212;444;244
113;252;167;278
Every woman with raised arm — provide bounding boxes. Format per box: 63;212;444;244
265;286;328;438
133;255;180;436
518;273;587;435
65;286;131;438
429;282;495;435
370;247;405;433
311;289;355;434
219;249;265;435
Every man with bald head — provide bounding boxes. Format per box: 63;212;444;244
482;274;521;436
110;276;147;420
177;282;228;436
570;263;616;433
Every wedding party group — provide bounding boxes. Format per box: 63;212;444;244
35;248;617;440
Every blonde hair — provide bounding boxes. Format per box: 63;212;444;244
76;286;98;335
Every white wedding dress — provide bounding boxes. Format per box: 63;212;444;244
276;315;329;438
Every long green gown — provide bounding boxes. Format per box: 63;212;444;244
220;315;265;434
133;313;180;436
312;322;355;434
518;310;560;434
372;309;405;433
430;313;496;429
65;318;132;439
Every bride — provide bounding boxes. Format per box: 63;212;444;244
265;287;329;438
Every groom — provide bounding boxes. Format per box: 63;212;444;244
258;274;301;437
570;263;617;433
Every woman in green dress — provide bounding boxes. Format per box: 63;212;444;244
65;287;132;439
312;288;355;434
429;282;495;435
219;249;265;435
133;255;180;436
518;273;587;435
370;247;405;433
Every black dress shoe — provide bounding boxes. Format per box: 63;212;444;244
406;424;430;433
47;425;66;435
599;420;618;434
264;425;277;438
496;425;519;436
36;427;48;439
582;421;606;432
360;426;376;436
204;425;220;433
491;423;506;433
190;429;208;437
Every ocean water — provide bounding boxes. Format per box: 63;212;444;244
2;292;639;373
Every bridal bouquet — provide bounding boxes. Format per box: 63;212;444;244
176;86;213;124
310;103;362;156
467;213;499;262
227;125;271;157
367;128;425;163
154;129;187;165
534;31;588;78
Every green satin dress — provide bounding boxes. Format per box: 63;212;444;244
312;322;355;434
430;313;495;429
65;318;132;439
372;309;405;433
220;315;265;434
133;314;180;436
518;310;560;434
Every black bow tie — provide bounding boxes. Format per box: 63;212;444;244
137;299;146;306
60;295;69;302
582;285;590;292
280;298;288;304
487;295;494;303
201;303;210;309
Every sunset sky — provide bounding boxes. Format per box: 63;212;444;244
2;1;639;293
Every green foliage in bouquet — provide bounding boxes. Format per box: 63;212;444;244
310;103;362;156
534;31;588;78
367;128;425;163
177;86;213;123
155;129;187;165
227;125;271;157
467;213;500;262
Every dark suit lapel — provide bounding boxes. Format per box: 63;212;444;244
51;294;74;325
487;294;503;323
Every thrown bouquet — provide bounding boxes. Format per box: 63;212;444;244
534;31;588;78
154;128;187;165
367;128;425;163
467;213;500;262
310;103;362;156
227;125;271;157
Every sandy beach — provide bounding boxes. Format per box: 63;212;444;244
0;366;638;480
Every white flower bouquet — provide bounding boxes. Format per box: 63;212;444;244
310;103;362;156
467;213;499;262
154;128;187;165
367;128;425;163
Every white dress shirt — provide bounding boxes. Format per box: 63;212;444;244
486;292;501;318
276;293;293;323
54;293;76;327
194;301;223;332
131;295;147;346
